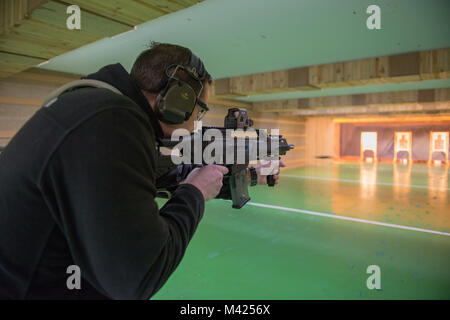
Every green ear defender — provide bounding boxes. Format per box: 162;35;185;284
155;52;207;125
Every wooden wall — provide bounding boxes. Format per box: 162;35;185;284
0;69;80;146
304;117;335;163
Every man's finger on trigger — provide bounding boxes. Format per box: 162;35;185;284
215;165;229;174
262;161;272;168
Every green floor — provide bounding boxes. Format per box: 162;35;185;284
153;162;450;299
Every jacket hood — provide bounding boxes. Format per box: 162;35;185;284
84;63;164;139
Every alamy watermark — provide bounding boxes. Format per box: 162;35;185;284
366;5;381;30
66;5;81;30
366;265;381;290
66;265;81;290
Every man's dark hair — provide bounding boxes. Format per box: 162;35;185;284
130;42;212;97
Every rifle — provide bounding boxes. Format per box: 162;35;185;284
158;108;294;209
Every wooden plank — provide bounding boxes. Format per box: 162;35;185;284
352;94;366;106
282;133;306;138
34;1;131;34
333;121;340;160
138;0;188;13
0;0;203;78
365;90;418;105
204;113;305;126
0;1;132;59
0;80;56;99
389;52;420;77
0;96;43;106
212;78;230;96
0;131;17;138
305;117;334;160
420;49;450;80
253;88;450;112
0;138;11;146
418;89;435;103
435;88;450;101
288;67;314;89
208;97;252;109
0;104;40;118
0;0;49;35
175;0;203;5
333;115;450;123
0;52;45;78
55;0;194;27
288;102;450;116
5;68;81;85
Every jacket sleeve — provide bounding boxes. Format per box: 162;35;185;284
155;159;232;200
40;107;204;300
155;155;202;191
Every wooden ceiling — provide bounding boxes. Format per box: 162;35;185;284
0;0;448;117
0;0;203;78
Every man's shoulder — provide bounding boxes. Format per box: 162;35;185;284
43;87;151;133
38;88;158;180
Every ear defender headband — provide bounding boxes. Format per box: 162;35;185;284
155;52;209;125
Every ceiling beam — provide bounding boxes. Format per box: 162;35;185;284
0;0;49;35
286;102;450;117
208;98;252;109
0;52;45;79
210;48;450;100
333;115;450;123
253;88;450;113
5;67;81;85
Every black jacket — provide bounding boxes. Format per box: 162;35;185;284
0;64;205;299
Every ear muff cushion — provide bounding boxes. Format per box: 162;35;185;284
157;81;197;124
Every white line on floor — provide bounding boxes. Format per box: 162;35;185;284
281;174;450;191
246;202;450;237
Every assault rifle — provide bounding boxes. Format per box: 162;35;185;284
158;108;293;209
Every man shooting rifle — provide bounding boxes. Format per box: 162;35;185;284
0;43;287;300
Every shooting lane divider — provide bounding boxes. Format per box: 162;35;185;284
243;201;450;237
